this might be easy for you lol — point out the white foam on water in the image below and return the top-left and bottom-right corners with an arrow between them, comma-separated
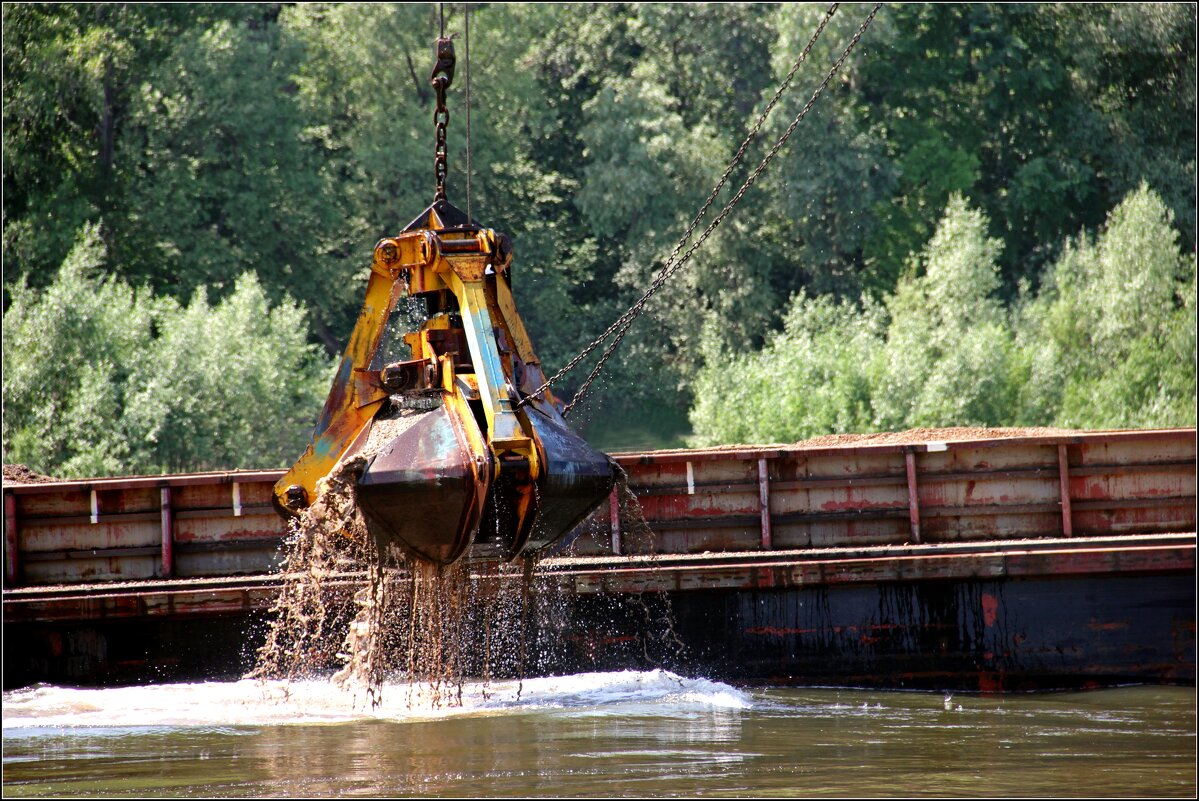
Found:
2,670 -> 749,731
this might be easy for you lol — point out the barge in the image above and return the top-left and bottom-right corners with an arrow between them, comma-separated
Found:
3,427 -> 1194,692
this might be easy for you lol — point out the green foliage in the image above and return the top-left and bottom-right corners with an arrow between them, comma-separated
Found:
116,17 -> 350,336
871,195 -> 1019,429
1018,183 -> 1196,428
121,274 -> 332,473
3,223 -> 155,475
3,225 -> 331,477
690,293 -> 883,446
3,3 -> 267,289
4,4 -> 1195,463
691,186 -> 1195,445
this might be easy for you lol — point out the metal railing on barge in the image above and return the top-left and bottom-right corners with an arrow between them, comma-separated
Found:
4,428 -> 1194,605
4,427 -> 1195,690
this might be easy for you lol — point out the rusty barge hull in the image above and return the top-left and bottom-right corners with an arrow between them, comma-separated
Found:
4,428 -> 1195,691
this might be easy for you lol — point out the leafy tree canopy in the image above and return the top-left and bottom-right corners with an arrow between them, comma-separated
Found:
3,3 -> 1194,469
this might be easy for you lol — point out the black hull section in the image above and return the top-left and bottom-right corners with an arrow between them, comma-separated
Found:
6,571 -> 1192,692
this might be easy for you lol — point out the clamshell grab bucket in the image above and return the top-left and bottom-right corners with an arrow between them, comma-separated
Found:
273,200 -> 614,565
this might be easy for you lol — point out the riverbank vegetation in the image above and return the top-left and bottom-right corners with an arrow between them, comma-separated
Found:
4,3 -> 1194,475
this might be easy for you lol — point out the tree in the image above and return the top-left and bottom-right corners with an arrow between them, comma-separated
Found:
3,224 -> 331,478
689,185 -> 1195,446
2,4 -> 265,293
689,292 -> 883,446
3,223 -> 156,476
870,195 -> 1019,429
122,274 -> 332,473
5,5 -> 1195,456
116,17 -> 350,345
766,3 -> 1196,299
1017,183 -> 1196,428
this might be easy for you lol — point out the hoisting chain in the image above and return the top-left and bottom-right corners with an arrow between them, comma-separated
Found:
431,33 -> 456,202
464,2 -> 472,220
515,2 -> 883,416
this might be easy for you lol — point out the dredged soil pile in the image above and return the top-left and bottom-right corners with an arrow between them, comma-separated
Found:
3,464 -> 56,484
621,426 -> 1080,456
792,425 -> 1077,447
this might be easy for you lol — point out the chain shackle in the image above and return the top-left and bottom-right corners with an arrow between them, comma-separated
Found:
430,36 -> 456,203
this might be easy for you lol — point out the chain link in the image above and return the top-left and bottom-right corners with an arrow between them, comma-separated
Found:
644,3 -> 840,293
434,104 -> 449,201
431,36 -> 456,203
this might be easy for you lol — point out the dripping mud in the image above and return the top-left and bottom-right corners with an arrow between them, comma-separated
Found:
249,443 -> 682,708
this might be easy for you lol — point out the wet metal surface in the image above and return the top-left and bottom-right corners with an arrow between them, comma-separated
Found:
357,405 -> 487,565
3,565 -> 1193,692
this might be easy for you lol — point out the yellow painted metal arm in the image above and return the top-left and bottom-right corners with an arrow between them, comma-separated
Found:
272,233 -> 439,512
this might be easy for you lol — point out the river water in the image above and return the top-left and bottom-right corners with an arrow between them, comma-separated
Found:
3,672 -> 1194,798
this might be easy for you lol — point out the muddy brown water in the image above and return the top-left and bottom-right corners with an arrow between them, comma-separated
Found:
2,679 -> 1194,798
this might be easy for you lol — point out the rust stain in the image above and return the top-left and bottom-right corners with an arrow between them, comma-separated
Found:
815,496 -> 908,513
756,566 -> 777,588
745,626 -> 822,636
981,592 -> 1000,627
1087,618 -> 1130,631
977,672 -> 1004,694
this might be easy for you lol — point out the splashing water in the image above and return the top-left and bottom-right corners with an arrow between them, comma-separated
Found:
247,451 -> 579,709
610,462 -> 688,664
1,670 -> 750,730
248,434 -> 685,711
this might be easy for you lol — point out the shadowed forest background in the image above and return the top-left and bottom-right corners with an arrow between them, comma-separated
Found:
3,2 -> 1195,478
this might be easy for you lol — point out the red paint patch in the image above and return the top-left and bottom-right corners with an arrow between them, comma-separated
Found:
1086,618 -> 1130,631
978,672 -> 1004,694
745,626 -> 820,636
981,592 -> 1000,627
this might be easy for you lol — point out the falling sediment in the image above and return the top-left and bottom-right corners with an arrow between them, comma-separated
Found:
248,451 -> 558,708
249,431 -> 682,708
609,462 -> 688,665
248,458 -> 374,691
